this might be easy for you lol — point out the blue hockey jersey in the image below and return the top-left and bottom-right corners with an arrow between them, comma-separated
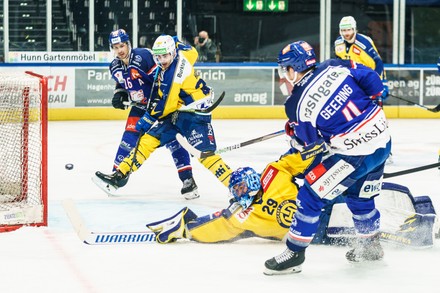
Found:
285,59 -> 390,156
109,48 -> 158,105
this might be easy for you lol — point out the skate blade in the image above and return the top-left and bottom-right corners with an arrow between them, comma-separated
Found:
183,190 -> 200,200
91,175 -> 119,197
263,265 -> 302,276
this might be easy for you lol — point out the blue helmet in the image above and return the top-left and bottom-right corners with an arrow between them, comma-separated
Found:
109,29 -> 130,49
228,167 -> 261,209
277,41 -> 316,73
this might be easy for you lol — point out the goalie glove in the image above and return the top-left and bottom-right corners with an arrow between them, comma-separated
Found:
146,207 -> 197,244
112,88 -> 129,110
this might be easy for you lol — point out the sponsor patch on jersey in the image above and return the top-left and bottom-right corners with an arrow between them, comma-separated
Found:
234,206 -> 254,223
305,163 -> 326,184
261,166 -> 278,192
309,159 -> 355,199
352,46 -> 361,55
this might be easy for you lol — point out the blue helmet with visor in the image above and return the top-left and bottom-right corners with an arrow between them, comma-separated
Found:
228,167 -> 261,209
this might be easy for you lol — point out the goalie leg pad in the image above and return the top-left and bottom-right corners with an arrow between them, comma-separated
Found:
146,207 -> 198,243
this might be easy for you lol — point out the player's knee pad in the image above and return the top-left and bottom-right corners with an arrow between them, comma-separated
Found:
199,154 -> 232,187
166,140 -> 191,170
119,134 -> 160,173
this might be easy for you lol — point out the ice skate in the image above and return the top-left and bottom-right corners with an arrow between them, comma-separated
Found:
346,234 -> 384,262
92,170 -> 129,196
181,177 -> 200,200
264,249 -> 305,275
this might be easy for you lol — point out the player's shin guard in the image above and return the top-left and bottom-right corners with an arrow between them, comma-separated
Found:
118,134 -> 160,174
199,154 -> 232,187
113,131 -> 140,171
346,208 -> 383,262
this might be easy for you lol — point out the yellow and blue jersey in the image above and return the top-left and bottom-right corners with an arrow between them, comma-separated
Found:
149,45 -> 211,119
186,151 -> 318,243
334,33 -> 385,79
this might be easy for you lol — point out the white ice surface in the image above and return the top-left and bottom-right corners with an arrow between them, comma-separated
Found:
0,118 -> 439,293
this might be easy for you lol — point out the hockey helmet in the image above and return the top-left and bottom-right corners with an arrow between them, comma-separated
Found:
109,29 -> 130,49
277,41 -> 316,74
152,35 -> 177,67
339,16 -> 357,31
229,167 -> 261,209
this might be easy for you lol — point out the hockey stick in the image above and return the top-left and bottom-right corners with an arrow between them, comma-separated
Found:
176,129 -> 285,159
389,94 -> 440,113
62,199 -> 156,245
124,91 -> 226,114
383,162 -> 440,179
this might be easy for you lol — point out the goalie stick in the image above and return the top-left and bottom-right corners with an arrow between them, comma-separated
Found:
383,161 -> 440,178
62,199 -> 156,245
176,129 -> 285,159
389,94 -> 440,113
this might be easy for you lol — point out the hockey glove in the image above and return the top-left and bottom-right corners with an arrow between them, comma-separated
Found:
284,120 -> 295,137
135,112 -> 157,132
112,89 -> 129,110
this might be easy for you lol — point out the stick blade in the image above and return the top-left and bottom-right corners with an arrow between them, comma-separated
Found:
175,133 -> 203,158
62,198 -> 91,243
430,104 -> 440,113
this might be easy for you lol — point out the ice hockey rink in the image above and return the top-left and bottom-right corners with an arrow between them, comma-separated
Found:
0,118 -> 439,293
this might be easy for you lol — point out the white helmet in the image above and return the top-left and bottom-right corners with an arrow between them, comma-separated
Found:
339,16 -> 357,43
152,35 -> 176,66
339,16 -> 357,31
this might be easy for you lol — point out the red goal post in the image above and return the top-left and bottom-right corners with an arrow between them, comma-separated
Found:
0,71 -> 48,232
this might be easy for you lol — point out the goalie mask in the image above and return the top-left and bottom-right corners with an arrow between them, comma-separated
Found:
152,35 -> 177,69
229,167 -> 261,209
277,40 -> 316,86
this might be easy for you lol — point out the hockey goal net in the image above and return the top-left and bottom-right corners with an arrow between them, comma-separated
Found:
0,71 -> 48,232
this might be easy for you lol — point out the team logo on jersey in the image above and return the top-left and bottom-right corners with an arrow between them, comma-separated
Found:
353,46 -> 361,55
130,68 -> 141,80
276,200 -> 297,228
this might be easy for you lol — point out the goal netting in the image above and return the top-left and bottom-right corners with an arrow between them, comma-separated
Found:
0,71 -> 48,232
